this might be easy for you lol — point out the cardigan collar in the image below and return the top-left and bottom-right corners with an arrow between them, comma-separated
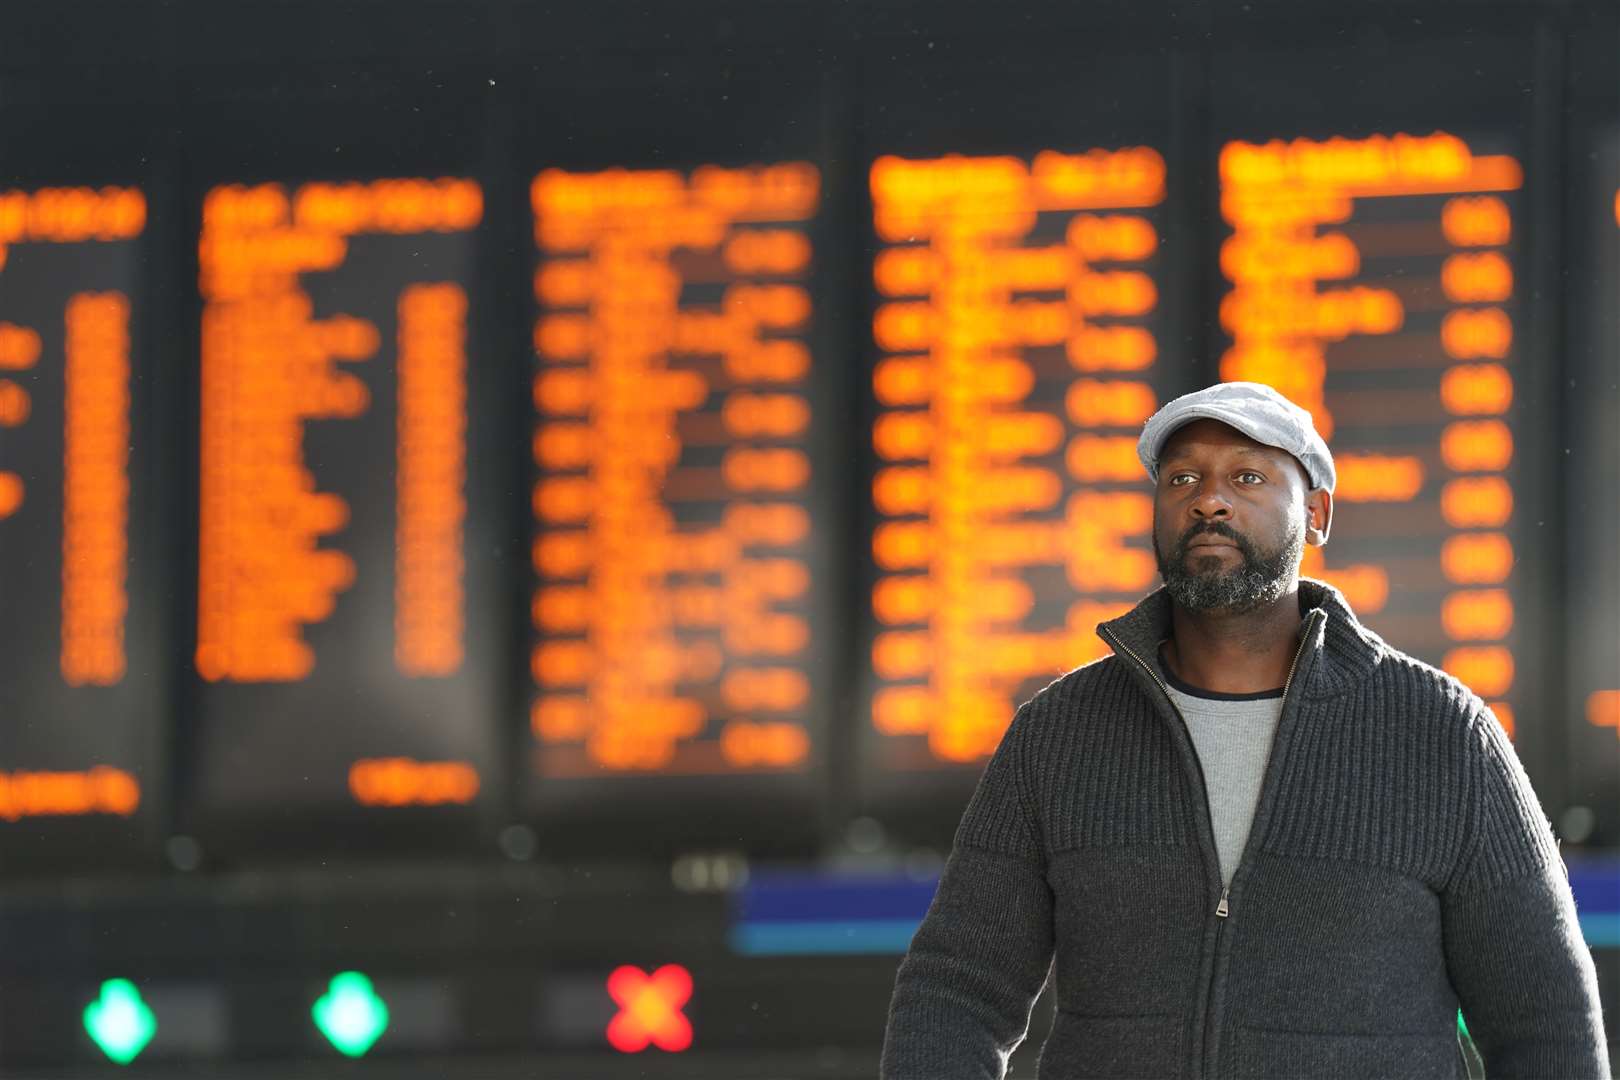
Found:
1096,577 -> 1386,701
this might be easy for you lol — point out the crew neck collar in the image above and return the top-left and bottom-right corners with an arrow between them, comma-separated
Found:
1155,641 -> 1284,701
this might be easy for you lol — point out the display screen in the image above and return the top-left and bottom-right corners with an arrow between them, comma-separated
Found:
524,162 -> 833,845
1216,131 -> 1526,733
859,147 -> 1178,777
1565,130 -> 1620,844
0,14 -> 1614,1077
0,184 -> 164,864
0,40 -> 1606,868
186,177 -> 503,854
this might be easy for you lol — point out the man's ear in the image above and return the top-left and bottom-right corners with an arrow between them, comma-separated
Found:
1305,489 -> 1333,546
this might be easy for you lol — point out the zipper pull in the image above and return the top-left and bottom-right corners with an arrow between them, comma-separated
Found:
1216,887 -> 1230,918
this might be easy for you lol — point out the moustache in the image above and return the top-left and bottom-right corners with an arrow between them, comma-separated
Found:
1174,521 -> 1256,558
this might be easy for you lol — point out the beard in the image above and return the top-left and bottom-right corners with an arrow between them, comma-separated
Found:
1154,515 -> 1304,614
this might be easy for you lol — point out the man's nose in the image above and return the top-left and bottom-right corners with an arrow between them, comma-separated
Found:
1190,483 -> 1233,520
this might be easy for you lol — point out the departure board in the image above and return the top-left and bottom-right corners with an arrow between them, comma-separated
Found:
0,184 -> 165,866
1565,132 -> 1620,844
188,177 -> 503,854
860,147 -> 1175,778
526,163 -> 831,845
1217,131 -> 1527,733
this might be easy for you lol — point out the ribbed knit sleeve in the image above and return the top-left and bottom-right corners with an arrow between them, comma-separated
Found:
1439,707 -> 1610,1078
880,704 -> 1056,1080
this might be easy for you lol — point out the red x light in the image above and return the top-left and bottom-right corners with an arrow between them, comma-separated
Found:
606,964 -> 693,1052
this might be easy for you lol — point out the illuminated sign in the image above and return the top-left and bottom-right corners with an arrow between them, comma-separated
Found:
0,184 -> 160,860
196,179 -> 479,682
864,148 -> 1173,769
189,177 -> 500,852
605,964 -> 693,1053
1219,131 -> 1525,733
0,766 -> 138,821
0,189 -> 140,683
312,972 -> 389,1057
1588,692 -> 1619,741
528,164 -> 822,780
347,758 -> 479,808
83,979 -> 157,1065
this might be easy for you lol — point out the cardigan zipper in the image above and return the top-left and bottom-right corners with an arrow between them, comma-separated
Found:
1099,609 -> 1320,1080
1196,609 -> 1318,1080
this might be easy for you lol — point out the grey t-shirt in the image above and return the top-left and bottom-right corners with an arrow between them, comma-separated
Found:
1158,649 -> 1284,889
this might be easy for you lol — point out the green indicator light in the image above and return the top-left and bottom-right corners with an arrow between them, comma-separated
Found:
312,971 -> 389,1058
83,979 -> 157,1065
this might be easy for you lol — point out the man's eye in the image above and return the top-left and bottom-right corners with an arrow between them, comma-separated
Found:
1237,471 -> 1264,483
1168,474 -> 1194,486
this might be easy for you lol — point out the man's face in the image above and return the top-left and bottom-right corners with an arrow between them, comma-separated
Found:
1151,419 -> 1317,615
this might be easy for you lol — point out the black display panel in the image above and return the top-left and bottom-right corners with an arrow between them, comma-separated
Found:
517,56 -> 847,854
851,45 -> 1188,840
184,172 -> 506,856
0,182 -> 167,869
1208,37 -> 1552,772
1217,131 -> 1528,720
1564,120 -> 1620,846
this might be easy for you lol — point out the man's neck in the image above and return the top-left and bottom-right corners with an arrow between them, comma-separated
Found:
1161,586 -> 1305,696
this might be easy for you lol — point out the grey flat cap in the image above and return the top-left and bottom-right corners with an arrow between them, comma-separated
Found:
1137,381 -> 1336,492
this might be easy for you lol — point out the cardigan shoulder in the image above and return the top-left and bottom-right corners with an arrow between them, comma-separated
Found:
1023,654 -> 1136,716
1011,655 -> 1150,754
1363,643 -> 1490,729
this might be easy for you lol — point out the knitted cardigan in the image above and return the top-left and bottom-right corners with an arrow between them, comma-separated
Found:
881,580 -> 1609,1079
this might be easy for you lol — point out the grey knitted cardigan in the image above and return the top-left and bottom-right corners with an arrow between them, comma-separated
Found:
881,580 -> 1608,1080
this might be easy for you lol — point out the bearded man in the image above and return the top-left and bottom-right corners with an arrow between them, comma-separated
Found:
880,382 -> 1608,1079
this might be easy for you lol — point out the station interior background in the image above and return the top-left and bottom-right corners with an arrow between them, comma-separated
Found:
0,0 -> 1616,1075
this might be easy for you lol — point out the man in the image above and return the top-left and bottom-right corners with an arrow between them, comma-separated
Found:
880,382 -> 1608,1079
